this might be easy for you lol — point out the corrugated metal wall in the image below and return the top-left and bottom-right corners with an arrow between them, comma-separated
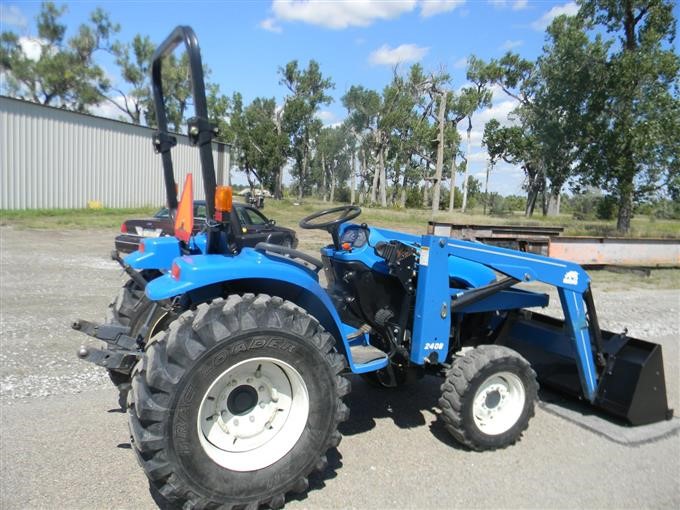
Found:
0,96 -> 231,209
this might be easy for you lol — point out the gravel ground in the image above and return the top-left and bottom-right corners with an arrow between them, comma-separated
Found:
1,225 -> 678,509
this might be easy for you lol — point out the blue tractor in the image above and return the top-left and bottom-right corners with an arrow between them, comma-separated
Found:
75,27 -> 672,510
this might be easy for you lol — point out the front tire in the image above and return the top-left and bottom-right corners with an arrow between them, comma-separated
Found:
128,294 -> 350,509
439,345 -> 537,451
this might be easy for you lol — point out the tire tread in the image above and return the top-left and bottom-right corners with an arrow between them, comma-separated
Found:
129,294 -> 350,509
439,344 -> 537,451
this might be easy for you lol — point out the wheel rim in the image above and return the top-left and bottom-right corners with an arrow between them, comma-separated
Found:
197,357 -> 309,472
472,371 -> 525,436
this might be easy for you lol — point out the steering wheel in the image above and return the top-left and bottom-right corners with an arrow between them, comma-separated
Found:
299,205 -> 361,230
299,205 -> 362,249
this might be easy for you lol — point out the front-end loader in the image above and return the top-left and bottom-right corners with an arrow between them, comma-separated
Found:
74,26 -> 673,509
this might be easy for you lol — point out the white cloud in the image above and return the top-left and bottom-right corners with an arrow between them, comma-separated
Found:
453,57 -> 468,69
259,17 -> 283,33
500,39 -> 523,51
466,152 -> 489,163
369,43 -> 429,66
316,109 -> 338,125
476,99 -> 519,126
270,0 -> 416,29
531,1 -> 578,31
420,0 -> 466,18
262,0 -> 467,31
458,129 -> 483,144
488,0 -> 528,9
0,5 -> 27,28
18,37 -> 44,61
90,95 -> 128,120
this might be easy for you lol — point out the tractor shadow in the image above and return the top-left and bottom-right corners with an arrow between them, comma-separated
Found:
339,374 -> 468,451
146,375 -> 462,509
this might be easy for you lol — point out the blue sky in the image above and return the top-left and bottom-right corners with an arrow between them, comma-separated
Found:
0,1 -> 629,193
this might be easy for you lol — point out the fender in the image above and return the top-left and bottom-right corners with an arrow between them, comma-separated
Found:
124,236 -> 180,271
145,248 -> 364,370
124,233 -> 208,271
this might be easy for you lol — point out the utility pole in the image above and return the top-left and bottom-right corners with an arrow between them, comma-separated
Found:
461,116 -> 472,212
483,158 -> 492,215
431,90 -> 448,215
350,151 -> 356,204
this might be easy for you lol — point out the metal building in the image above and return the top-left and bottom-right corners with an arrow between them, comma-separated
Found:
0,96 -> 231,210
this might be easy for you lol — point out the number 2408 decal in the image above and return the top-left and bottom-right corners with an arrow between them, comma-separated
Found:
425,342 -> 444,350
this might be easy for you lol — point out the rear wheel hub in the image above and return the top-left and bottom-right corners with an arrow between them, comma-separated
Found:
198,357 -> 310,471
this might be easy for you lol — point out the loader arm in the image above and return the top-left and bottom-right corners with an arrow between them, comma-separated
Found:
410,235 -> 671,425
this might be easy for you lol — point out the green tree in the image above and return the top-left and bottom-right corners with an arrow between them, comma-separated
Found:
471,53 -> 550,216
280,60 -> 334,200
315,125 -> 352,202
459,59 -> 493,212
575,0 -> 679,233
230,93 -> 287,194
483,119 -> 543,216
531,14 -> 609,215
341,85 -> 383,204
382,66 -> 440,209
0,2 -> 118,111
109,34 -> 155,124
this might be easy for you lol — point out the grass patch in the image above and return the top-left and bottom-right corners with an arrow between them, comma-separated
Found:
0,207 -> 158,230
2,198 -> 679,238
590,268 -> 680,291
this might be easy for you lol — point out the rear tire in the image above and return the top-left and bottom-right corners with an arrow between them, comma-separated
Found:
105,270 -> 159,326
128,294 -> 350,508
439,345 -> 537,451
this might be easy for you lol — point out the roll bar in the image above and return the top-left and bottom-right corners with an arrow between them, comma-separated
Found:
151,26 -> 218,220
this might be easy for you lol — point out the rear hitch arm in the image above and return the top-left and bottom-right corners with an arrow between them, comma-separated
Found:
71,319 -> 138,351
111,250 -> 149,289
77,345 -> 138,373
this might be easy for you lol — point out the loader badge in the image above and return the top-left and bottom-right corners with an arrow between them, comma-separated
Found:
562,271 -> 579,285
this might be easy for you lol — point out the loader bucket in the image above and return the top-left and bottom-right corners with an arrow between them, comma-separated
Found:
504,312 -> 672,426
594,334 -> 671,425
